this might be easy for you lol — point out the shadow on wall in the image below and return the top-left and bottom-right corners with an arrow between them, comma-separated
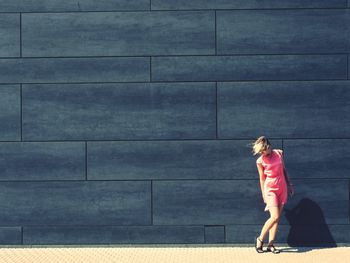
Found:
284,198 -> 336,247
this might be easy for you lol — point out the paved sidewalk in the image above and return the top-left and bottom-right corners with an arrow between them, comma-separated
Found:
0,245 -> 349,263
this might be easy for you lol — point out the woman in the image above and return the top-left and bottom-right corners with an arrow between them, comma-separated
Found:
252,136 -> 294,253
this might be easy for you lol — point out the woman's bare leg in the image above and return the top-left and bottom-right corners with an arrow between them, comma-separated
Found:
268,205 -> 284,244
258,206 -> 280,241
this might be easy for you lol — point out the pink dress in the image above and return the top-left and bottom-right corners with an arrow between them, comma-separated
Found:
256,149 -> 288,212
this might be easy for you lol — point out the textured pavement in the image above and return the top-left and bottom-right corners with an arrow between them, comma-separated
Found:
0,245 -> 349,263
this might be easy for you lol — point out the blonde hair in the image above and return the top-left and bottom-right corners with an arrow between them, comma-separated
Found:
252,136 -> 271,156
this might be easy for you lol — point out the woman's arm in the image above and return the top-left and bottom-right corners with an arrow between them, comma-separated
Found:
256,163 -> 266,202
284,166 -> 294,196
279,150 -> 294,196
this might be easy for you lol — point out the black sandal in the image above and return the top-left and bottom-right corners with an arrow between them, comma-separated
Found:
266,243 -> 280,254
255,236 -> 264,253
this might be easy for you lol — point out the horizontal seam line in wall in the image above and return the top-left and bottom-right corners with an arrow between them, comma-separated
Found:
19,225 -> 204,229
0,179 -> 154,183
211,137 -> 350,140
129,177 -> 350,182
1,79 -> 349,85
6,223 -> 350,229
151,78 -> 348,82
0,178 -> 347,183
0,7 -> 348,14
148,7 -> 350,12
0,56 -> 153,59
218,225 -> 350,228
154,53 -> 348,57
5,138 -> 350,143
3,139 -> 226,143
89,179 -> 350,182
1,82 -> 155,85
0,53 -> 348,59
1,80 -> 350,86
2,82 -> 149,85
2,138 -> 350,143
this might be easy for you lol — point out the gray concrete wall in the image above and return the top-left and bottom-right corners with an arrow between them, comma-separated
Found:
0,0 -> 349,245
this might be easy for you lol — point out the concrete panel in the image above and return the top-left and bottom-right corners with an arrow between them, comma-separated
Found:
22,12 -> 215,57
0,227 -> 22,245
0,85 -> 20,141
284,139 -> 350,179
22,83 -> 216,141
87,140 -> 282,180
0,181 -> 151,226
153,180 -> 348,226
152,55 -> 347,82
23,226 -> 204,245
205,226 -> 225,244
217,10 -> 350,54
0,142 -> 85,181
218,81 -> 350,139
153,180 -> 268,226
226,225 -> 269,244
0,57 -> 149,84
0,14 -> 20,57
0,0 -> 149,12
152,0 -> 347,10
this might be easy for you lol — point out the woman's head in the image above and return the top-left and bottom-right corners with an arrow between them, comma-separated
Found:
252,136 -> 271,156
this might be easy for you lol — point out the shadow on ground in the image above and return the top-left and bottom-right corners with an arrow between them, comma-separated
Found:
281,198 -> 336,253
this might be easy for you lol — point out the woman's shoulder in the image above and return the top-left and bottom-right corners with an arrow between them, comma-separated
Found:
273,149 -> 283,157
256,155 -> 263,165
